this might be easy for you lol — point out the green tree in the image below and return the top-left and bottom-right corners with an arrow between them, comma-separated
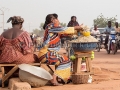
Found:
93,13 -> 118,28
33,29 -> 40,36
40,23 -> 44,31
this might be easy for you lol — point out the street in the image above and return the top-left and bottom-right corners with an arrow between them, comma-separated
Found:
39,49 -> 120,90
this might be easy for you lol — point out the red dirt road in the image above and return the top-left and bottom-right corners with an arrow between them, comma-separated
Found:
39,49 -> 120,90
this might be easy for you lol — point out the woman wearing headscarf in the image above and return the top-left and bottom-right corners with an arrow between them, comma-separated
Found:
38,14 -> 83,86
61,16 -> 80,45
67,16 -> 79,27
0,16 -> 37,64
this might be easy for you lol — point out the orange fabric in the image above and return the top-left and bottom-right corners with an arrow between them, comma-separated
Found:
0,31 -> 35,64
49,36 -> 60,45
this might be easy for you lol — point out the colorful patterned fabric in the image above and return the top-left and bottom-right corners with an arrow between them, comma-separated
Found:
0,31 -> 36,64
39,50 -> 70,66
55,67 -> 71,83
38,23 -> 76,82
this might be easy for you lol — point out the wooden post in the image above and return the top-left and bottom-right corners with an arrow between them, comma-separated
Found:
76,58 -> 81,74
88,59 -> 92,72
1,67 -> 5,87
85,57 -> 90,72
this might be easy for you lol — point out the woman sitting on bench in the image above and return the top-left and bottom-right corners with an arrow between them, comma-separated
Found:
0,16 -> 38,65
38,14 -> 83,86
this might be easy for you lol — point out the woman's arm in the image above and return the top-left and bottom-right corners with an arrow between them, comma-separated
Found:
48,26 -> 82,35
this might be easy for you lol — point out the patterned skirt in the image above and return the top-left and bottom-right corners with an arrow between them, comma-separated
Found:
38,50 -> 71,83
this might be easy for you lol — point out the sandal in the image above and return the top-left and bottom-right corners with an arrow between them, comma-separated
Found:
51,82 -> 63,86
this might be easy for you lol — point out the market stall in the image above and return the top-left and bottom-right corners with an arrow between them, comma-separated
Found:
69,26 -> 98,84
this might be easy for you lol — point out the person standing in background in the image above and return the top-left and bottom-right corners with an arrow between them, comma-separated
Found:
115,22 -> 120,33
61,16 -> 80,46
91,25 -> 100,35
67,16 -> 80,36
67,16 -> 79,27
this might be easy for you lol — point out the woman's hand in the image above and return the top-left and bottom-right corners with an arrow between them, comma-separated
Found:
74,26 -> 83,31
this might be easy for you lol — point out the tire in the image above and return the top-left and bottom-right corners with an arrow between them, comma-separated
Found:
97,43 -> 101,52
111,43 -> 117,54
116,46 -> 118,53
106,45 -> 110,54
107,50 -> 110,54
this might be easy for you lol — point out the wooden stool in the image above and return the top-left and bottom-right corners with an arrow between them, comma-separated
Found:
73,52 -> 93,74
72,52 -> 93,84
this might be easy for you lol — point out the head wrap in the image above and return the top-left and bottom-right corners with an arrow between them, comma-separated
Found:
7,16 -> 24,24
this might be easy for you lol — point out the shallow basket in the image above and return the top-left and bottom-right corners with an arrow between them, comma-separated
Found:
72,74 -> 89,84
18,64 -> 53,87
70,42 -> 98,52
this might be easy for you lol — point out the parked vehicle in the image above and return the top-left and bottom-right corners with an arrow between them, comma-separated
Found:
97,28 -> 105,34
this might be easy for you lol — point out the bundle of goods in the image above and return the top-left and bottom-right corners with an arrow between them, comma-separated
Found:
70,25 -> 98,52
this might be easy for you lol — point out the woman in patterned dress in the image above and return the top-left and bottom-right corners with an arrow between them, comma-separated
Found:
38,14 -> 83,86
0,16 -> 38,65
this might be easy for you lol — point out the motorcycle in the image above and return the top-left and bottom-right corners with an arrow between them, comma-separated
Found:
100,34 -> 106,48
92,34 -> 101,52
106,31 -> 117,54
116,33 -> 120,52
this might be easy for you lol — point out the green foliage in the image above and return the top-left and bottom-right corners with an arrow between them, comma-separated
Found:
33,29 -> 40,36
93,13 -> 118,28
39,23 -> 44,31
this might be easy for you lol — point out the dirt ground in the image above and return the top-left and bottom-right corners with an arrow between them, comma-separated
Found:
1,49 -> 120,90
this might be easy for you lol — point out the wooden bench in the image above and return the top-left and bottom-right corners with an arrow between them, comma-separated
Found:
0,63 -> 41,88
0,63 -> 55,88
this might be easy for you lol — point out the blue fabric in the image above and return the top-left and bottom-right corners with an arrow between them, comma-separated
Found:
111,34 -> 115,39
104,26 -> 115,33
41,27 -> 69,51
48,27 -> 68,33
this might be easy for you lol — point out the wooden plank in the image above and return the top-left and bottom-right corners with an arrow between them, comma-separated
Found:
75,51 -> 91,54
47,65 -> 54,73
75,52 -> 91,58
0,64 -> 17,66
1,67 -> 5,87
0,63 -> 41,67
72,72 -> 94,75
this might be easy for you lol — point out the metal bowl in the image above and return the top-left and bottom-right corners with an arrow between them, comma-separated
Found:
70,42 -> 98,52
18,64 -> 53,87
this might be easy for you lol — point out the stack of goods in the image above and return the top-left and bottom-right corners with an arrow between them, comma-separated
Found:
69,25 -> 98,52
71,25 -> 98,43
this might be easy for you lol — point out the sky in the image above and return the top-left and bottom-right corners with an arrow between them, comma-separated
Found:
0,0 -> 120,34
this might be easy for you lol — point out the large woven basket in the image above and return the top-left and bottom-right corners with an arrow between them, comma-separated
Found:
70,42 -> 98,52
72,74 -> 89,84
18,64 -> 53,87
